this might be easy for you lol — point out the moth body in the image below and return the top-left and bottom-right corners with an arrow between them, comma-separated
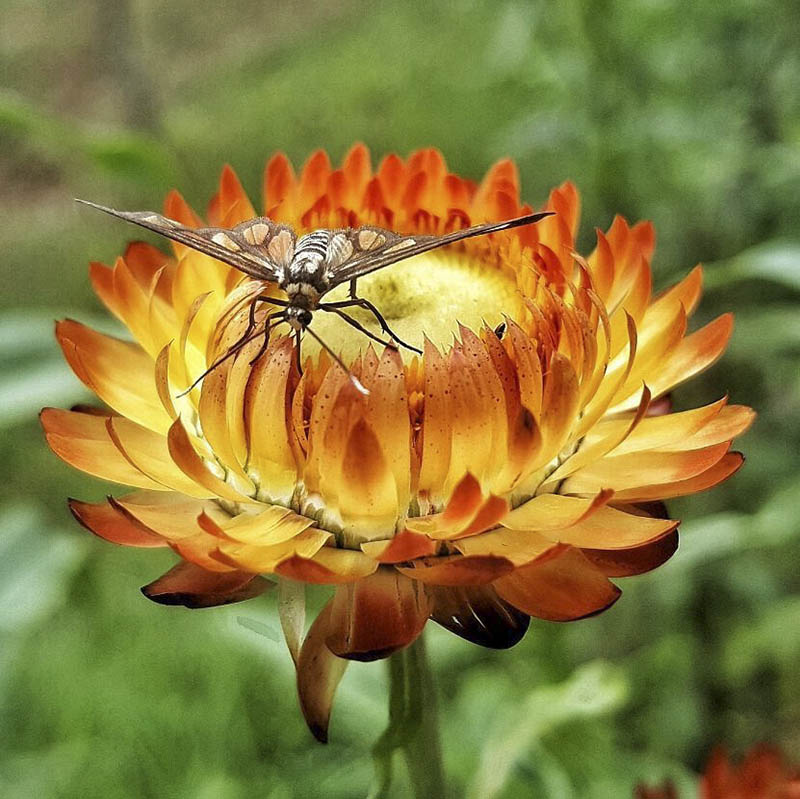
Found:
282,230 -> 334,310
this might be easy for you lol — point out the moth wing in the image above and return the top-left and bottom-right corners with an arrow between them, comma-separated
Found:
76,200 -> 292,282
329,212 -> 553,285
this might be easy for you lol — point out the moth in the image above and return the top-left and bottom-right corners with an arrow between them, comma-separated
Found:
77,199 -> 552,394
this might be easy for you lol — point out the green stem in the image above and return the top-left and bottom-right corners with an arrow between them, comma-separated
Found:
370,633 -> 447,798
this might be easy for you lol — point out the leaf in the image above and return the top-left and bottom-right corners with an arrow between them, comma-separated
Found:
467,661 -> 628,799
703,240 -> 800,293
0,503 -> 89,634
721,597 -> 800,684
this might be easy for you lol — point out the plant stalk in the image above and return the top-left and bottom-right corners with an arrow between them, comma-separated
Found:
370,633 -> 446,798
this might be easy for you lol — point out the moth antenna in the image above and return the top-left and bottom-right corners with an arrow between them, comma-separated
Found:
303,324 -> 370,396
176,314 -> 285,397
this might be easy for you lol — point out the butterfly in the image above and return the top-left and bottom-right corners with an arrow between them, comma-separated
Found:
77,199 -> 553,394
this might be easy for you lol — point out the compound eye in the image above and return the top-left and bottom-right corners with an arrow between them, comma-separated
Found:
300,310 -> 312,326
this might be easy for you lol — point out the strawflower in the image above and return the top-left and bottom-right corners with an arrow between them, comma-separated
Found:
635,746 -> 800,798
43,144 -> 753,743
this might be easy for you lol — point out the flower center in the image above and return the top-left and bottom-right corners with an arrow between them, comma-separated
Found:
302,251 -> 526,362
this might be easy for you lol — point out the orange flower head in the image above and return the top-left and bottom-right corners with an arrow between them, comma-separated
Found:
636,746 -> 800,799
43,144 -> 753,740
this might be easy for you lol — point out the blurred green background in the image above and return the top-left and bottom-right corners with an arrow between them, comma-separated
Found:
2,1 -> 799,796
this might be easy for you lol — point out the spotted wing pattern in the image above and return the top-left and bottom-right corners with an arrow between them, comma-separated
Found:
75,200 -> 294,282
327,212 -> 553,286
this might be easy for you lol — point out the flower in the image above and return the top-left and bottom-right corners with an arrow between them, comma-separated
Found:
43,144 -> 753,740
700,747 -> 800,799
635,746 -> 800,798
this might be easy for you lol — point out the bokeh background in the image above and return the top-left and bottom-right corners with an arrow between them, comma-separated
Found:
2,1 -> 799,796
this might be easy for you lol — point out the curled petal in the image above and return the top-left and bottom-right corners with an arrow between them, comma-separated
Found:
141,561 -> 272,608
166,418 -> 253,501
429,584 -> 530,649
325,569 -> 432,661
296,602 -> 348,743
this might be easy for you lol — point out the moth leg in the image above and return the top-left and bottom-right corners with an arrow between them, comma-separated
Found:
178,312 -> 284,397
320,305 -> 398,350
232,295 -> 287,351
294,329 -> 303,376
348,278 -> 358,300
249,312 -> 285,365
324,297 -> 422,355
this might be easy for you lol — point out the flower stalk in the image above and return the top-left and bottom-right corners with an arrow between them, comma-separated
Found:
371,633 -> 446,798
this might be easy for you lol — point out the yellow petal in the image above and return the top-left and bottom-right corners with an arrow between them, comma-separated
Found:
56,320 -> 170,434
561,441 -> 730,495
41,408 -> 165,490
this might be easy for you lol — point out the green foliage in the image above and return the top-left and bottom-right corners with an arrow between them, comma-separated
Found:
1,0 -> 798,796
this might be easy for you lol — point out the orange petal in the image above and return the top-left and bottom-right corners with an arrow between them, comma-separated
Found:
141,561 -> 271,608
342,142 -> 372,196
114,491 -> 221,542
296,602 -> 348,743
587,396 -> 727,455
543,384 -> 651,486
338,417 -> 398,526
55,320 -> 170,434
298,149 -> 332,212
212,528 -> 332,573
68,495 -> 167,547
199,504 -> 313,547
537,503 -> 677,549
397,554 -> 515,586
531,352 -> 580,471
502,491 -> 614,532
217,164 -> 257,225
360,530 -> 437,563
561,441 -> 730,495
41,408 -> 165,490
613,314 -> 734,410
108,416 -> 215,498
88,261 -> 122,321
610,451 -> 744,502
454,527 -> 561,566
377,153 -> 407,205
244,335 -> 299,503
417,339 -> 453,504
263,152 -> 296,212
275,546 -> 379,584
582,529 -> 679,577
441,472 -> 484,525
324,569 -> 432,661
495,547 -> 621,621
166,418 -> 253,501
647,265 -> 703,320
428,584 -> 529,649
657,405 -> 755,451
